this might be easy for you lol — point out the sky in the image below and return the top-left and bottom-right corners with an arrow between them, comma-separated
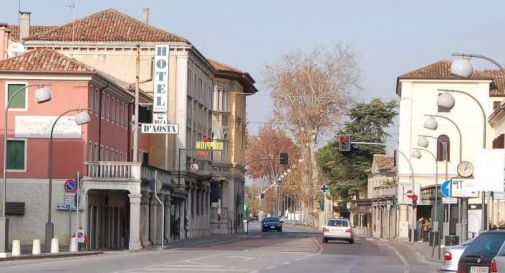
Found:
2,0 -> 505,152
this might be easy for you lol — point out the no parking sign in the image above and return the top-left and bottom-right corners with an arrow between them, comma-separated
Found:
64,179 -> 77,193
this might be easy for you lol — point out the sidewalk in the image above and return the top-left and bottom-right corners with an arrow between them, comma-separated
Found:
392,240 -> 443,263
0,250 -> 103,262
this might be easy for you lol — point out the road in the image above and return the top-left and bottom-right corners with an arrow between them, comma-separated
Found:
0,223 -> 440,273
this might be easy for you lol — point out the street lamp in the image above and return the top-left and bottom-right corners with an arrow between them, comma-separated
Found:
451,53 -> 505,77
1,85 -> 52,256
396,150 -> 416,242
45,108 -> 90,252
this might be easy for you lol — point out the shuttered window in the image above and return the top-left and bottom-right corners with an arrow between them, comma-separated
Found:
7,84 -> 26,109
6,140 -> 25,170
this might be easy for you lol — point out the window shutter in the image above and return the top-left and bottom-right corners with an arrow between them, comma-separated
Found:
7,84 -> 26,109
6,140 -> 25,170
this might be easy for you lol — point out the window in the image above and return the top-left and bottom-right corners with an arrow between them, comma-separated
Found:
437,135 -> 450,161
437,94 -> 450,112
494,101 -> 502,111
6,84 -> 27,110
6,139 -> 25,170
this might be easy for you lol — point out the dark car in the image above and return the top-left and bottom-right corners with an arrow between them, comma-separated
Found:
262,217 -> 282,232
458,231 -> 505,273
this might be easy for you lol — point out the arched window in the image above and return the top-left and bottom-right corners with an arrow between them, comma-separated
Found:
437,135 -> 450,161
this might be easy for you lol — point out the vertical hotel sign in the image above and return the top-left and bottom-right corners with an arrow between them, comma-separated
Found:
154,45 -> 169,117
141,45 -> 179,134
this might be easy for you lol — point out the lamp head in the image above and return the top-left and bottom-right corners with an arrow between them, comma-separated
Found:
412,150 -> 422,159
438,93 -> 455,110
424,117 -> 438,130
451,58 -> 474,78
417,137 -> 429,148
74,111 -> 91,125
34,86 -> 52,103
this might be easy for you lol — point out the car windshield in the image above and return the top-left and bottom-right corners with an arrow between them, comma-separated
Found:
263,217 -> 280,223
463,233 -> 505,257
327,219 -> 349,227
461,238 -> 474,246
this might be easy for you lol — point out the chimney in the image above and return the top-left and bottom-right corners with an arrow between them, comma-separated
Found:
0,23 -> 9,60
19,11 -> 31,41
143,7 -> 149,25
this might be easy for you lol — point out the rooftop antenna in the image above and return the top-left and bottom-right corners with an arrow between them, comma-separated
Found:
65,0 -> 76,57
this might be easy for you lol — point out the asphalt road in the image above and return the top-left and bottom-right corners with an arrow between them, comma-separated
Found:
0,223 -> 440,273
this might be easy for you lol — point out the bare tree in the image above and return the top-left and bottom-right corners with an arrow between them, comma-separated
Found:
263,44 -> 361,225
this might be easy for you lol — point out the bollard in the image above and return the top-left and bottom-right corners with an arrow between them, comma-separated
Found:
69,237 -> 78,252
32,239 -> 41,255
11,240 -> 20,257
50,238 -> 59,253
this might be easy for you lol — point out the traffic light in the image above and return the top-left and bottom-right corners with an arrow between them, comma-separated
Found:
280,153 -> 289,165
338,135 -> 351,152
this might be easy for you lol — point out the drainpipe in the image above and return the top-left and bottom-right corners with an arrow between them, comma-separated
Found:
148,193 -> 153,245
97,82 -> 109,161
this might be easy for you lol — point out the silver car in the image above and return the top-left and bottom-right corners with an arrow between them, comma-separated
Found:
322,218 -> 354,244
440,238 -> 474,272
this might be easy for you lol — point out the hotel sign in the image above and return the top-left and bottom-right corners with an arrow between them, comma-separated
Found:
141,123 -> 178,134
195,141 -> 224,151
153,45 -> 169,114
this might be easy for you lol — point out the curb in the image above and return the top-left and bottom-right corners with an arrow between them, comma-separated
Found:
0,250 -> 103,262
392,240 -> 443,264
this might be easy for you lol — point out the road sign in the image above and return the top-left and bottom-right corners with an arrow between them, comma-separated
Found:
406,190 -> 413,199
442,197 -> 458,204
320,184 -> 329,193
451,178 -> 478,198
64,179 -> 77,193
441,180 -> 451,197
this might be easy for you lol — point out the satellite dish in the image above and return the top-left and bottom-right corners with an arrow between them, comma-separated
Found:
7,43 -> 26,58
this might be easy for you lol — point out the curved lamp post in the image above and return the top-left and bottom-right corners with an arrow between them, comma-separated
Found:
45,108 -> 90,252
413,142 -> 440,231
1,85 -> 52,255
451,53 -> 505,76
396,150 -> 416,242
436,88 -> 488,232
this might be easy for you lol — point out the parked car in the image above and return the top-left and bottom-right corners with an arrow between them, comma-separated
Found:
261,217 -> 283,232
322,218 -> 354,244
458,231 -> 505,273
440,238 -> 474,272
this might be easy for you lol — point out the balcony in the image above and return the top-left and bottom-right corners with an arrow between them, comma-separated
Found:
85,161 -> 141,181
370,186 -> 397,199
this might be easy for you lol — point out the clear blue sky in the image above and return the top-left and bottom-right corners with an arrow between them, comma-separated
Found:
2,0 -> 505,148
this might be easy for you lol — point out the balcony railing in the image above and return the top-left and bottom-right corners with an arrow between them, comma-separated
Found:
85,161 -> 141,180
370,186 -> 397,199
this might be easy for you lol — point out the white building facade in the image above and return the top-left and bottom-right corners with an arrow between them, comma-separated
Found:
397,60 -> 505,241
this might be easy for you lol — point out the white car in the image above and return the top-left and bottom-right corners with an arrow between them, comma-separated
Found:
322,218 -> 354,244
440,238 -> 474,272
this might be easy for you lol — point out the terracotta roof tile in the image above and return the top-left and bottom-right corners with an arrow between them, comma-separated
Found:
0,48 -> 94,73
375,155 -> 395,171
209,59 -> 243,74
25,8 -> 188,43
9,25 -> 56,41
398,60 -> 505,96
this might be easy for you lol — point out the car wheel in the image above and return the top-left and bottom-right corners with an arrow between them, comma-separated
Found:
349,239 -> 354,244
322,238 -> 328,243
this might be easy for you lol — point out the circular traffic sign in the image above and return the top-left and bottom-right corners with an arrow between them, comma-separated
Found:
406,189 -> 413,199
64,179 -> 77,193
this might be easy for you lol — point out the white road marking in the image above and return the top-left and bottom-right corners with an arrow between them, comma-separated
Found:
281,261 -> 291,265
229,256 -> 255,261
381,242 -> 410,273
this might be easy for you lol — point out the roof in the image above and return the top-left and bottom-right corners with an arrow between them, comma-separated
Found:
397,60 -> 505,96
0,48 -> 94,73
365,154 -> 395,174
209,59 -> 258,94
8,25 -> 56,41
375,155 -> 395,171
25,8 -> 189,43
